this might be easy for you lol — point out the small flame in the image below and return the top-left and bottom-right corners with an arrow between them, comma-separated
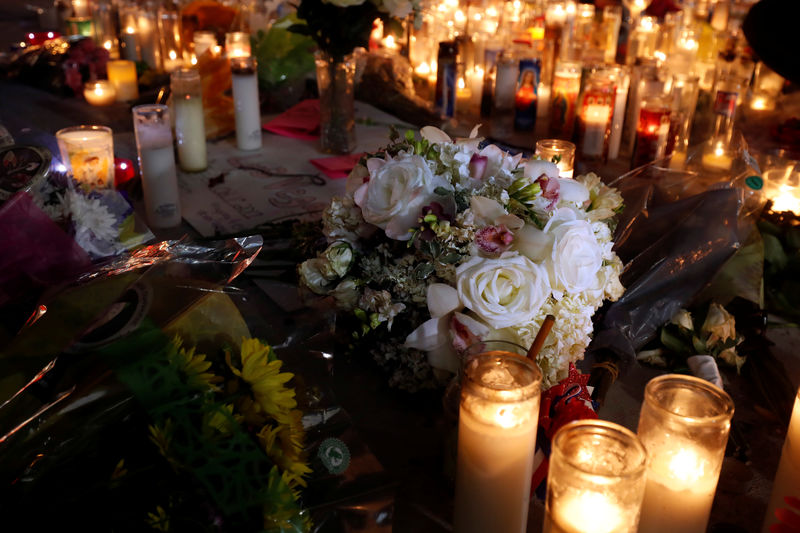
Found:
169,50 -> 177,60
103,40 -> 113,50
415,62 -> 431,76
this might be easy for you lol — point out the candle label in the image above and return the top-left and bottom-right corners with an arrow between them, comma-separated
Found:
550,71 -> 581,138
435,42 -> 457,118
713,90 -> 738,118
514,58 -> 541,131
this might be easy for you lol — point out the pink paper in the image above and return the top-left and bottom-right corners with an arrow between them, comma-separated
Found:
310,153 -> 365,179
263,99 -> 321,140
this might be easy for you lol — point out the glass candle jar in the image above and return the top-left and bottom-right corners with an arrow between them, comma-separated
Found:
231,56 -> 262,151
762,387 -> 800,532
132,104 -> 182,228
83,80 -> 117,106
225,31 -> 251,58
575,72 -> 616,162
549,60 -> 581,139
453,347 -> 542,533
536,139 -> 576,178
637,374 -> 735,533
107,59 -> 139,102
56,125 -> 115,191
544,420 -> 648,533
137,7 -> 160,70
631,97 -> 671,169
159,8 -> 183,72
607,65 -> 630,160
193,30 -> 217,59
170,67 -> 207,172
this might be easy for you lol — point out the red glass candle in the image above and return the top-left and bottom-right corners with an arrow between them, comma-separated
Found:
631,101 -> 671,169
114,157 -> 136,186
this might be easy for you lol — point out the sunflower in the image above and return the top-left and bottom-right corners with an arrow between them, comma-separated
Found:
226,339 -> 297,424
168,336 -> 223,393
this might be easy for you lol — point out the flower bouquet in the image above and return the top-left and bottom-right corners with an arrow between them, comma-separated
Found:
299,126 -> 625,391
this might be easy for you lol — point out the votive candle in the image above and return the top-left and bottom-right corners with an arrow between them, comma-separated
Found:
55,125 -> 115,191
132,105 -> 182,228
543,420 -> 648,533
535,139 -> 575,178
83,80 -> 117,106
107,60 -> 139,102
702,141 -> 733,172
453,345 -> 542,533
637,374 -> 734,533
225,31 -> 251,58
193,30 -> 217,59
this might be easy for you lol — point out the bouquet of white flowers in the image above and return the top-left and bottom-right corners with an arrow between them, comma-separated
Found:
299,126 -> 625,390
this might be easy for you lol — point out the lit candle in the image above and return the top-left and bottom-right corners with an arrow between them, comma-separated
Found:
132,104 -> 182,228
137,11 -> 160,70
702,141 -> 733,172
456,76 -> 472,115
163,49 -> 183,72
55,125 -> 115,191
225,31 -> 251,58
535,139 -> 575,178
637,374 -> 735,533
549,61 -> 581,139
193,30 -> 217,59
171,67 -> 207,172
231,56 -> 262,151
583,104 -> 612,157
107,60 -> 139,102
632,102 -> 671,169
71,0 -> 90,18
750,93 -> 776,111
83,80 -> 117,106
543,420 -> 647,533
608,67 -> 630,160
762,388 -> 800,532
453,345 -> 542,533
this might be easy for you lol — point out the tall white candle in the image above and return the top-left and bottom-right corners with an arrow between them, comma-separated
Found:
761,389 -> 800,532
137,12 -> 160,70
231,57 -> 262,151
583,104 -> 610,157
453,345 -> 541,533
171,66 -> 207,172
132,105 -> 182,228
120,28 -> 139,62
608,72 -> 630,160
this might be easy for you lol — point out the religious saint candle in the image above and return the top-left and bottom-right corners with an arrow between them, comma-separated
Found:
107,60 -> 139,102
132,105 -> 182,228
535,139 -> 575,178
453,345 -> 541,533
637,374 -> 734,533
56,125 -> 115,191
549,61 -> 581,138
170,67 -> 207,172
631,100 -> 671,169
543,420 -> 648,533
231,56 -> 262,151
225,32 -> 251,58
83,80 -> 117,106
762,387 -> 800,532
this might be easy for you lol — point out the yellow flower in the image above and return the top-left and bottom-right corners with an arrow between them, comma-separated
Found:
148,419 -> 180,471
168,336 -> 223,393
203,403 -> 239,437
227,338 -> 297,423
256,411 -> 312,489
146,505 -> 170,532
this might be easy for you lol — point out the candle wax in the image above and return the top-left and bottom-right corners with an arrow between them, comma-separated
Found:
583,104 -> 610,157
453,405 -> 538,533
84,83 -> 116,106
174,97 -> 207,172
232,72 -> 262,151
545,491 -> 626,533
761,394 -> 800,532
108,60 -> 139,102
638,447 -> 718,533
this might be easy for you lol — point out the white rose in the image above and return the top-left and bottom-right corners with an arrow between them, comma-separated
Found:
354,154 -> 452,240
456,252 -> 551,329
324,0 -> 367,7
298,258 -> 334,295
546,216 -> 603,296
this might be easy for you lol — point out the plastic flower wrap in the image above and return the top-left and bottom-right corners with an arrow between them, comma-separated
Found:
299,126 -> 625,390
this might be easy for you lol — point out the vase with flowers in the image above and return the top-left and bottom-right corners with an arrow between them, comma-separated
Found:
290,0 -> 416,153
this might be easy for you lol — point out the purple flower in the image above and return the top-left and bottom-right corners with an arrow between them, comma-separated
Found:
475,224 -> 514,255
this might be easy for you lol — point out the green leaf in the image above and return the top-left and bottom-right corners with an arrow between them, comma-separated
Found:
763,233 -> 789,270
691,335 -> 707,354
414,263 -> 435,280
441,253 -> 462,264
434,186 -> 451,196
405,129 -> 416,142
660,328 -> 690,355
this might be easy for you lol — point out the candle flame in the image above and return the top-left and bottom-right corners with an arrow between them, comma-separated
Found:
455,9 -> 466,23
103,40 -> 113,50
771,184 -> 800,213
191,55 -> 198,65
382,34 -> 397,49
714,145 -> 725,157
125,26 -> 136,34
668,448 -> 705,484
415,62 -> 431,76
494,407 -> 518,428
654,51 -> 666,62
558,491 -> 624,533
487,6 -> 498,17
169,50 -> 177,60
458,77 -> 466,90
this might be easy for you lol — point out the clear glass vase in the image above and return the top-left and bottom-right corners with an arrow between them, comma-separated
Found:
315,51 -> 356,154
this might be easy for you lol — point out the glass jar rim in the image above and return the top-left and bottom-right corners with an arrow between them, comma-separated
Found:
536,138 -> 576,152
462,349 -> 541,402
553,419 -> 648,480
644,374 -> 734,425
55,124 -> 112,137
